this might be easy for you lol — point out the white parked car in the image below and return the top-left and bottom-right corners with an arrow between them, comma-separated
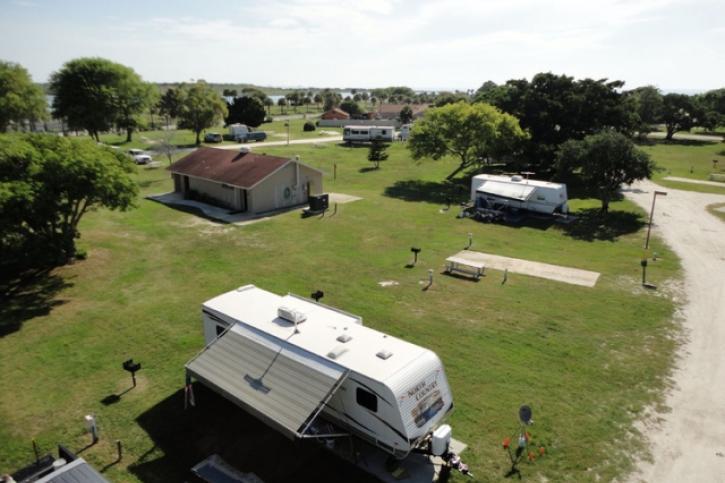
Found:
128,149 -> 152,165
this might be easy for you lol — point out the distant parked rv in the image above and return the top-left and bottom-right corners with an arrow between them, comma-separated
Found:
343,125 -> 395,144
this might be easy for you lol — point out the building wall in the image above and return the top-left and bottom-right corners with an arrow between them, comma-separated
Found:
187,176 -> 238,209
248,163 -> 323,214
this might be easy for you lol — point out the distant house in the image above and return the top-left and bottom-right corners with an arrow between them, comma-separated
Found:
169,147 -> 323,214
376,104 -> 429,121
320,107 -> 350,120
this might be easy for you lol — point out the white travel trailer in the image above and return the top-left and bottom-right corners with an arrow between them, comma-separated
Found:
471,174 -> 569,215
343,125 -> 395,143
398,124 -> 412,141
185,285 -> 460,462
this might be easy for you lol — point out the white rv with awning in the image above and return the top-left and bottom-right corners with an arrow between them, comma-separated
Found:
471,174 -> 569,215
185,285 -> 457,461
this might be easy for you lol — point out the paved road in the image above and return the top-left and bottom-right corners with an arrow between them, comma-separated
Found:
624,180 -> 725,482
663,176 -> 725,188
218,135 -> 343,151
648,132 -> 724,142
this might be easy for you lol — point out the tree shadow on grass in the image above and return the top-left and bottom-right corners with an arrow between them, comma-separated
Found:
638,138 -> 719,147
358,166 -> 379,173
559,208 -> 645,242
0,269 -> 72,337
383,178 -> 470,205
130,385 -> 372,483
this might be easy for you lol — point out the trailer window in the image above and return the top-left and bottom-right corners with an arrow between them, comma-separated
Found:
356,388 -> 378,412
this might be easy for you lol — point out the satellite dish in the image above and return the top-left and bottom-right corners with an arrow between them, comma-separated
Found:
519,405 -> 533,425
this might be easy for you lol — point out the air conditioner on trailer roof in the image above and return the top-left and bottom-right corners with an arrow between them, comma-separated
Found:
278,306 -> 307,324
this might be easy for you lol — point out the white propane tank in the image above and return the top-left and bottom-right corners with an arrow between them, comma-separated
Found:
431,424 -> 452,456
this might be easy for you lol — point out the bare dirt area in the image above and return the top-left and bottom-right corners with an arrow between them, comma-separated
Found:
624,180 -> 725,482
451,250 -> 601,287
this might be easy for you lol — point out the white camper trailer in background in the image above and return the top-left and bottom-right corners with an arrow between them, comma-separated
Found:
398,124 -> 412,141
343,125 -> 395,143
185,285 -> 468,472
471,174 -> 569,215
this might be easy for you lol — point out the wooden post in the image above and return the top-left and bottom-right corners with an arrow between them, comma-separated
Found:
502,268 -> 508,285
116,440 -> 123,461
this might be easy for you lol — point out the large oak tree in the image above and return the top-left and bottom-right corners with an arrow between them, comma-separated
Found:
408,101 -> 528,180
0,60 -> 47,132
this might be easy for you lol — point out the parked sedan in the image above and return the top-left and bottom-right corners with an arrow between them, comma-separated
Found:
204,132 -> 223,143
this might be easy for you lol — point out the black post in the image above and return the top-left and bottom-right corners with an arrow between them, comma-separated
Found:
641,259 -> 648,285
116,440 -> 123,462
32,439 -> 39,464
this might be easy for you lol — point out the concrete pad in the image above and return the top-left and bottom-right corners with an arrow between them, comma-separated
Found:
451,250 -> 600,287
663,176 -> 725,187
329,192 -> 363,204
146,192 -> 299,226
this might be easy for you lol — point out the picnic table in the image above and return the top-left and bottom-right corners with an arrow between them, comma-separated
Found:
445,256 -> 485,280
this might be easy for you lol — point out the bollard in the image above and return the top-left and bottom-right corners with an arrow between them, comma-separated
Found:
465,232 -> 473,250
85,415 -> 98,444
428,269 -> 433,286
502,268 -> 508,285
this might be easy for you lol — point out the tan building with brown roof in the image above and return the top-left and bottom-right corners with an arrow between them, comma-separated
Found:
169,147 -> 323,214
320,107 -> 351,120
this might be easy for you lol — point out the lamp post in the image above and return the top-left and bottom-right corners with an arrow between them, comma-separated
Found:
644,191 -> 667,250
285,121 -> 290,146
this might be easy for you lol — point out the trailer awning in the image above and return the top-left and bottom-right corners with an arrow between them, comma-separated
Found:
186,324 -> 348,439
477,181 -> 536,201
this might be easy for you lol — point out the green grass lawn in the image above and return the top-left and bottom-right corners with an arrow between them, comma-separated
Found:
639,140 -> 725,194
0,143 -> 681,482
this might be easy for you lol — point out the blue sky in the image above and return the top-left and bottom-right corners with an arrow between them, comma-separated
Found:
1,0 -> 723,92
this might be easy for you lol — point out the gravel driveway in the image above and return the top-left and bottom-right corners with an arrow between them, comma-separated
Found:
624,180 -> 725,482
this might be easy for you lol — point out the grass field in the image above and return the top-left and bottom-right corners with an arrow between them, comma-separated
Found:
0,142 -> 681,482
97,118 -> 341,151
640,140 -> 725,194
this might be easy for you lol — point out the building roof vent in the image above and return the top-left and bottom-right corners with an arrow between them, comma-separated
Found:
511,175 -> 523,182
376,350 -> 393,360
336,333 -> 352,343
278,306 -> 306,324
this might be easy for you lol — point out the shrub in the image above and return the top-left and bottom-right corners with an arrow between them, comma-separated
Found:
303,121 -> 316,132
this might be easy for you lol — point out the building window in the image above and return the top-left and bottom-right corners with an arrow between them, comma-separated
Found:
215,324 -> 226,336
356,387 -> 378,412
381,130 -> 387,135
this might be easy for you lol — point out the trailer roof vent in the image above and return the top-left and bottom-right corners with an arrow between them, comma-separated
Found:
239,146 -> 251,154
278,306 -> 306,324
336,333 -> 352,343
327,346 -> 348,360
376,350 -> 393,360
511,175 -> 523,182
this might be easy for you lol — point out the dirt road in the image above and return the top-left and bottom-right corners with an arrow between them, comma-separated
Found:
624,180 -> 725,482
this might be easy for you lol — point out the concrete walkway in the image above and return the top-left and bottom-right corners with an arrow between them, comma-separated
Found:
218,136 -> 342,151
146,192 -> 300,225
450,250 -> 600,287
663,176 -> 725,187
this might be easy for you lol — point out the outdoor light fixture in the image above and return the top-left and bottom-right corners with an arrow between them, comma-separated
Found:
645,191 -> 667,250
